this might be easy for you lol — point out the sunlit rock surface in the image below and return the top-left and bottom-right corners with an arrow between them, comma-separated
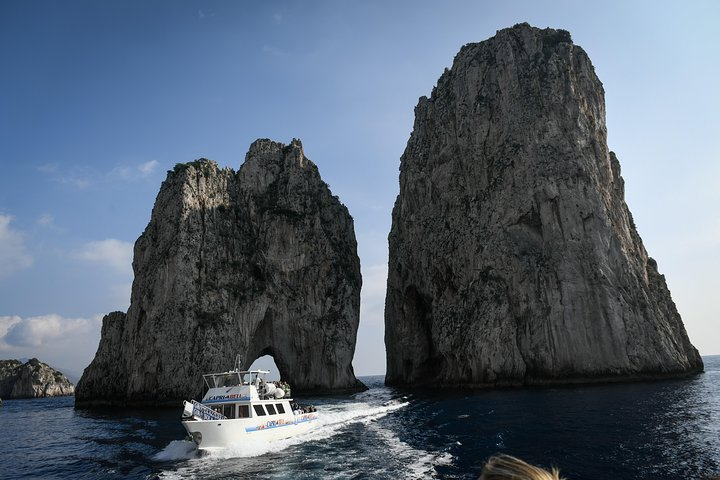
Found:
0,358 -> 75,398
77,139 -> 365,407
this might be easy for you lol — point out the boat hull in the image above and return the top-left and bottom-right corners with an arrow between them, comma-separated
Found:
182,413 -> 319,450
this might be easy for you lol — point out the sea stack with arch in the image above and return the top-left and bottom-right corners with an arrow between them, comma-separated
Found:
76,138 -> 366,407
384,23 -> 703,387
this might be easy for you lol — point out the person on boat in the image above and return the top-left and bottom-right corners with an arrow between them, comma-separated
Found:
478,454 -> 565,480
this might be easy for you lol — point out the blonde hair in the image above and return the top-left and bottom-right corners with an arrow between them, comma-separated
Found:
479,454 -> 565,480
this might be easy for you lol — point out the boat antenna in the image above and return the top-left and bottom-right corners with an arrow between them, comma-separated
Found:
234,354 -> 243,372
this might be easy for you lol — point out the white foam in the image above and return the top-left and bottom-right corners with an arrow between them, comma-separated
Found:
153,439 -> 198,461
368,420 -> 455,479
157,473 -> 182,480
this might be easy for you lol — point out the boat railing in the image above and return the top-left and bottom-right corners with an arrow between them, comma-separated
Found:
190,399 -> 227,420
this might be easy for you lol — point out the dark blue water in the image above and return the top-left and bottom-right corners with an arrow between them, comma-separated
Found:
2,356 -> 719,479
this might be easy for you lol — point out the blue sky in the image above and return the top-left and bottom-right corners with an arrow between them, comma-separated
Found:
1,1 -> 718,377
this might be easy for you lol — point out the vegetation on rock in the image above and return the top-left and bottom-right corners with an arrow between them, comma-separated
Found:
0,358 -> 75,398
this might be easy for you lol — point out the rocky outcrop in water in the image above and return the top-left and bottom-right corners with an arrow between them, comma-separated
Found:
0,358 -> 75,398
77,139 -> 365,407
385,23 -> 703,387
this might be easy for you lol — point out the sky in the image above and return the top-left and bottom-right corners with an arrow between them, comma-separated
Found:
0,1 -> 718,378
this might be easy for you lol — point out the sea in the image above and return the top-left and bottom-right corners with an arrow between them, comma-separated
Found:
1,356 -> 719,480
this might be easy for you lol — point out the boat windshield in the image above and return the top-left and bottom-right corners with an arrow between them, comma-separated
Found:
203,372 -> 242,388
202,370 -> 269,389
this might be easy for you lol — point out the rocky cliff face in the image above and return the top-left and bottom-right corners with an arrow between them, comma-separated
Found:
0,358 -> 75,398
385,23 -> 703,387
77,139 -> 364,407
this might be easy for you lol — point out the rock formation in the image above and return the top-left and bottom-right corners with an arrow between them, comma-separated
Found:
77,139 -> 365,407
385,23 -> 703,387
0,358 -> 75,398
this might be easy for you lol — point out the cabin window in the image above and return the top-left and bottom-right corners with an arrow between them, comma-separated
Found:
238,405 -> 250,418
222,404 -> 235,419
275,403 -> 285,414
253,404 -> 266,416
266,404 -> 277,415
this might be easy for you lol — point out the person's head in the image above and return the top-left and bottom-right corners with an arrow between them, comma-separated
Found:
479,454 -> 565,480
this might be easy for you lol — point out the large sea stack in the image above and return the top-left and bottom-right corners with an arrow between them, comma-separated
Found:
77,139 -> 365,407
385,23 -> 703,387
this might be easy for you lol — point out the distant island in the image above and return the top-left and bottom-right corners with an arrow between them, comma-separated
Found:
0,358 -> 75,399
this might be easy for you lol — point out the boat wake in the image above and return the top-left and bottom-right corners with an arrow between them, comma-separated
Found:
155,399 -> 411,478
365,421 -> 455,479
203,400 -> 409,459
155,397 -> 459,479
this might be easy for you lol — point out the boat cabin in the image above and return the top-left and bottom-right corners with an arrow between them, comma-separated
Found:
186,369 -> 296,421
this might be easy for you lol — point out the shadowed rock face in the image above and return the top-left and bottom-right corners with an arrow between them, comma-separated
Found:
385,23 -> 703,387
77,139 -> 365,407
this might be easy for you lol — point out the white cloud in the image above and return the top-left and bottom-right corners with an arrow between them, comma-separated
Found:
0,214 -> 34,279
0,315 -> 22,349
110,167 -> 132,179
0,314 -> 103,374
37,213 -> 54,226
77,238 -> 133,274
39,160 -> 160,188
57,174 -> 91,189
37,162 -> 92,188
109,159 -> 160,181
137,159 -> 159,176
2,314 -> 100,348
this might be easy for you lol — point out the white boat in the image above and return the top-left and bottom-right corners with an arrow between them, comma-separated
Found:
181,362 -> 319,450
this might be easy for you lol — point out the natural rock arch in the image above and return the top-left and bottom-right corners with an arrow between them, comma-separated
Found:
77,139 -> 366,407
247,354 -> 281,380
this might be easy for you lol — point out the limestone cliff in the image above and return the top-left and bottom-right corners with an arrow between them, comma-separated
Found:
77,139 -> 365,407
0,358 -> 75,398
385,23 -> 703,387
